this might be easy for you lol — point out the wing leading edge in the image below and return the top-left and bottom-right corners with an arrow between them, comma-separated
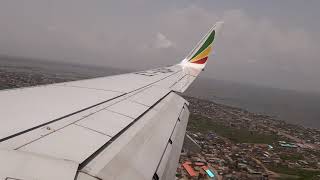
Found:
0,22 -> 222,180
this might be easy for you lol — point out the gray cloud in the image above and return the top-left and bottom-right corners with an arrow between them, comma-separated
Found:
0,0 -> 319,93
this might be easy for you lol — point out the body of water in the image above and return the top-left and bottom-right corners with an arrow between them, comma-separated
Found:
186,78 -> 320,129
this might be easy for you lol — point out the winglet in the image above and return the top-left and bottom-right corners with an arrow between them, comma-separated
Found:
181,22 -> 223,66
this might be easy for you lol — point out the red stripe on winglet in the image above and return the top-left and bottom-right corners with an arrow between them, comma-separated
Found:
192,57 -> 208,64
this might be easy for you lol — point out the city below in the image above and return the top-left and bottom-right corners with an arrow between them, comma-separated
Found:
177,96 -> 320,179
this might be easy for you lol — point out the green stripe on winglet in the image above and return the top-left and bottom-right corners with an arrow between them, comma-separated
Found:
191,30 -> 215,59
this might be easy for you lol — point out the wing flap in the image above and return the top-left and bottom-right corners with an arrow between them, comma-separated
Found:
79,93 -> 187,180
158,105 -> 190,180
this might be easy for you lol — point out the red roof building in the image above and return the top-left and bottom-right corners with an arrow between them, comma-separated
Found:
182,162 -> 197,177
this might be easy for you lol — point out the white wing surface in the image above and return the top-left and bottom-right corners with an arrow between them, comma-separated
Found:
0,22 -> 222,180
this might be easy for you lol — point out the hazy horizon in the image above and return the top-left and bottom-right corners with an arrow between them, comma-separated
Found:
2,54 -> 320,96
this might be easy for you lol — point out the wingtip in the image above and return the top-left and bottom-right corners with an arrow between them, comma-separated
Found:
212,21 -> 224,33
181,21 -> 223,66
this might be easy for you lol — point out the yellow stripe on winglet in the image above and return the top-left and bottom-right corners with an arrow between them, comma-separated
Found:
190,46 -> 212,63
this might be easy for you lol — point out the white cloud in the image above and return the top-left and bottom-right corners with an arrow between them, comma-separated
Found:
154,33 -> 174,49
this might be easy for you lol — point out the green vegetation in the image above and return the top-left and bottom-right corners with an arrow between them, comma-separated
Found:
267,165 -> 320,180
187,114 -> 280,144
280,154 -> 303,161
277,174 -> 300,180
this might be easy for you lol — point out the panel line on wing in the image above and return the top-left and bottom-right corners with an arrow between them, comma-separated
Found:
126,69 -> 182,93
5,86 -> 157,150
75,110 -> 134,138
78,91 -> 172,170
128,100 -> 151,108
169,74 -> 188,89
0,68 -> 181,144
0,93 -> 126,143
102,109 -> 135,120
19,124 -> 111,163
53,84 -> 126,93
73,123 -> 113,138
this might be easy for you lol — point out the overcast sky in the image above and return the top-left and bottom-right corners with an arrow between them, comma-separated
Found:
0,0 -> 319,93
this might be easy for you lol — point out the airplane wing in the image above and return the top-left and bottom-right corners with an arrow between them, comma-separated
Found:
0,22 -> 222,180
